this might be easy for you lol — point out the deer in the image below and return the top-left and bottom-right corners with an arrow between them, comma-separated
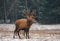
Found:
13,9 -> 36,39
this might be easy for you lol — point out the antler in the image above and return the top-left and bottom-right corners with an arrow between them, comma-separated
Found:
22,9 -> 30,16
31,9 -> 36,16
22,9 -> 36,17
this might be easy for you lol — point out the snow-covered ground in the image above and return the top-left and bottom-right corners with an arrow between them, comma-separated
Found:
0,23 -> 60,31
0,31 -> 60,41
0,23 -> 60,41
0,30 -> 60,41
31,23 -> 60,30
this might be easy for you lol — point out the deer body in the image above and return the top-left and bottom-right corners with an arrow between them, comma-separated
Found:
16,19 -> 28,29
13,9 -> 36,39
15,18 -> 33,29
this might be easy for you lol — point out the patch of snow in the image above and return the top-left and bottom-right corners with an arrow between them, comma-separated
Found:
30,23 -> 60,30
0,23 -> 60,31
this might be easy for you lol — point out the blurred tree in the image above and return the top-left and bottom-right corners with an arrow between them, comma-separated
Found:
0,0 -> 60,24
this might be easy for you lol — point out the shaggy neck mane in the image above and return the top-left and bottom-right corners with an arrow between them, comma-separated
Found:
27,18 -> 32,27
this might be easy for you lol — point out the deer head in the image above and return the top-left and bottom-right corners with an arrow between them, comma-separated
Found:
22,9 -> 36,23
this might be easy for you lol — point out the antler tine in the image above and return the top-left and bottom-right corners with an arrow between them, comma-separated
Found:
31,9 -> 36,16
22,9 -> 30,15
26,9 -> 30,15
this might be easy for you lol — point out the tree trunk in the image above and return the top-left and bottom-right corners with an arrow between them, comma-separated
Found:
4,0 -> 7,23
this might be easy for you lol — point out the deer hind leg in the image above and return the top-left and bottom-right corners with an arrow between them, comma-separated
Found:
17,29 -> 21,39
13,27 -> 18,38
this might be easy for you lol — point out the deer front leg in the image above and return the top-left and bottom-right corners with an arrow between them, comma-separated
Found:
25,29 -> 29,39
27,30 -> 29,39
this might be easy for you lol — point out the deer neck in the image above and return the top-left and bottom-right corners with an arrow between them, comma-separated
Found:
27,19 -> 33,27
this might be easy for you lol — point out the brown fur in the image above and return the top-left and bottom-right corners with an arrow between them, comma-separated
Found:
13,9 -> 36,39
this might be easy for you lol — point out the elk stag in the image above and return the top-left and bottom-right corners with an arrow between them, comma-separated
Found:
13,9 -> 36,39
